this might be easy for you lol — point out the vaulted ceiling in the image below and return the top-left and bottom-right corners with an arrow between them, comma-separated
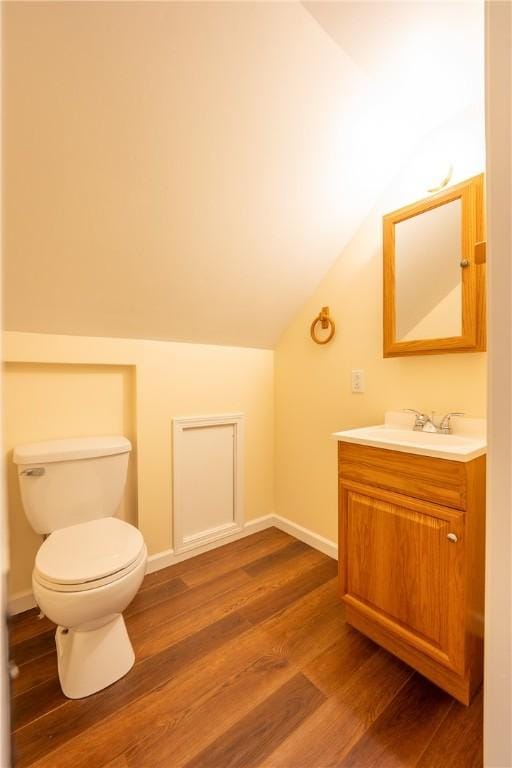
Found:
3,1 -> 483,348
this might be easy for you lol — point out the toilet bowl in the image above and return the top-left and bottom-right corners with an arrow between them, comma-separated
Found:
32,517 -> 147,699
14,435 -> 147,699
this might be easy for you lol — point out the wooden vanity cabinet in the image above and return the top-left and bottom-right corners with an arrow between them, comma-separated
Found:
338,442 -> 485,704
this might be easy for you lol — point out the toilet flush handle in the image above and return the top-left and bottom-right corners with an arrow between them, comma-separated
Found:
20,467 -> 45,477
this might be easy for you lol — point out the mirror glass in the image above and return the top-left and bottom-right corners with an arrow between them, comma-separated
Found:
394,199 -> 462,341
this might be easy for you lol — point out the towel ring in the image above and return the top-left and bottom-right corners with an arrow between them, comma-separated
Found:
310,306 -> 335,345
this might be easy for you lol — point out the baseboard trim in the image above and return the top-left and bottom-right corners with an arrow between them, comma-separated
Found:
146,514 -> 275,574
8,589 -> 38,616
8,513 -> 338,615
272,515 -> 338,560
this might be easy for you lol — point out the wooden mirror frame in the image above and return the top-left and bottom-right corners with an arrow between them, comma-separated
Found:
383,173 -> 486,357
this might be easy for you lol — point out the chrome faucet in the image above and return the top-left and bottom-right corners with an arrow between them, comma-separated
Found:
404,410 -> 464,434
438,412 -> 465,434
404,409 -> 429,431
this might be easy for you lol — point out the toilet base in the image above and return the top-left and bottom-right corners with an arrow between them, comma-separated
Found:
55,614 -> 135,699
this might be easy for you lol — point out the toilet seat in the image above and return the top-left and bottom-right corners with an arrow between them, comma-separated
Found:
34,547 -> 147,592
34,518 -> 145,593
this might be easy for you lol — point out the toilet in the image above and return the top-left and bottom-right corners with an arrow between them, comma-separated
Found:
13,436 -> 147,699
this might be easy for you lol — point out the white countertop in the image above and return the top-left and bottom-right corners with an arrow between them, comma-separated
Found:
333,411 -> 486,462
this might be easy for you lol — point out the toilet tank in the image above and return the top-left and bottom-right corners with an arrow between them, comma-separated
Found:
13,436 -> 132,534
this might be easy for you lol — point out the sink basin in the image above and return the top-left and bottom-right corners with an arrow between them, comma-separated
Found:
333,412 -> 486,462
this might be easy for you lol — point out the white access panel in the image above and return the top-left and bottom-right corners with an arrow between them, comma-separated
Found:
172,414 -> 244,553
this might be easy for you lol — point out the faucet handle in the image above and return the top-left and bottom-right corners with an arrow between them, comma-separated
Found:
439,412 -> 465,433
403,409 -> 428,430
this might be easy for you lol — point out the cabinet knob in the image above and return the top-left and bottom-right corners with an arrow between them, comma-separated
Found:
9,661 -> 19,680
447,533 -> 458,543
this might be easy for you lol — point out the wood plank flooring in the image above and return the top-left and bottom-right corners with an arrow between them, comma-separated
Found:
8,527 -> 483,768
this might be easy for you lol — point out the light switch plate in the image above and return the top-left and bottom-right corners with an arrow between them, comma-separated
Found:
351,369 -> 365,393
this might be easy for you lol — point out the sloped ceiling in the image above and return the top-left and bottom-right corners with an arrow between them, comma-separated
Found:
3,1 -> 483,348
302,1 -> 484,138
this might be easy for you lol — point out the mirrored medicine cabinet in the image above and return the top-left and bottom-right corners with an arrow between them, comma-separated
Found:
383,174 -> 486,357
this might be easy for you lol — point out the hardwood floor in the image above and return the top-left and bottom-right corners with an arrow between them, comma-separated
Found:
8,527 -> 483,768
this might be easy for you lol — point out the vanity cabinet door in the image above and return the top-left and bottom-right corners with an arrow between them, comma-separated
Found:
339,481 -> 465,674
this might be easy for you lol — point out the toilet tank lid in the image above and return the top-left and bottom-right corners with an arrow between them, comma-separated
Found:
13,436 -> 132,465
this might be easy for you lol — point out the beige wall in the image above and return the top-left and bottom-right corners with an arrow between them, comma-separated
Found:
484,1 -> 512,764
4,333 -> 274,598
275,110 -> 487,545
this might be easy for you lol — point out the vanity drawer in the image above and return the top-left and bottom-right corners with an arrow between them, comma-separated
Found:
338,442 -> 467,510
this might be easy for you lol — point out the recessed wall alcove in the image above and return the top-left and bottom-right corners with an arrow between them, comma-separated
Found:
3,362 -> 137,597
